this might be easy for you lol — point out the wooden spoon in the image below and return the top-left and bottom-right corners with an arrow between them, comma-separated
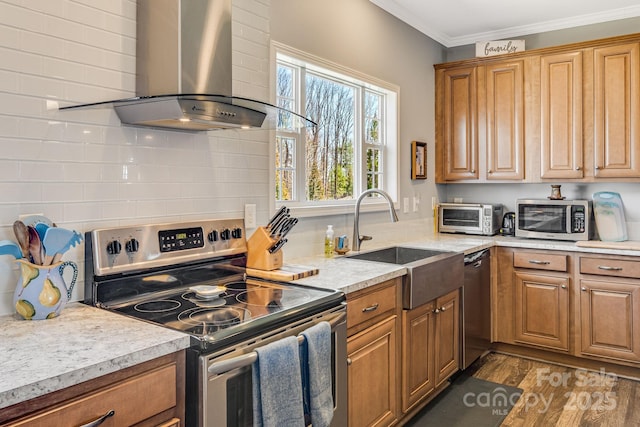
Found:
13,220 -> 30,259
27,225 -> 43,265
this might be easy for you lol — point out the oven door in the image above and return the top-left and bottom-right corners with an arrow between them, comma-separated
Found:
194,306 -> 347,427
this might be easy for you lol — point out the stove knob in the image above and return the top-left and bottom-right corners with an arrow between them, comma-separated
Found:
106,240 -> 122,255
231,228 -> 242,239
207,230 -> 219,242
125,238 -> 139,253
220,228 -> 231,241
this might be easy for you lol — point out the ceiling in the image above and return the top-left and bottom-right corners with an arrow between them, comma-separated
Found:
370,0 -> 640,47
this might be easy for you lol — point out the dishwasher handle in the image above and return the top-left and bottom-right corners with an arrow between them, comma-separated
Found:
464,249 -> 489,265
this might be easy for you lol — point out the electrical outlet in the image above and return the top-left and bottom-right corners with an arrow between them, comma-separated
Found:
244,204 -> 256,228
413,196 -> 419,212
403,197 -> 409,213
454,197 -> 463,203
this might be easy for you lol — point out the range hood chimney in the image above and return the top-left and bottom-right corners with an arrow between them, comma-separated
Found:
61,0 -> 313,132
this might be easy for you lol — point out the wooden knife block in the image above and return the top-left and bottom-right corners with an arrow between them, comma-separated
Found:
246,226 -> 283,271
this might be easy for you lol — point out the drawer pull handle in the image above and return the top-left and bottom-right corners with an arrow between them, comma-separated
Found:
434,308 -> 440,314
362,303 -> 379,313
440,306 -> 447,311
597,265 -> 623,271
561,285 -> 567,289
347,357 -> 352,366
79,410 -> 115,427
528,260 -> 550,265
582,287 -> 587,291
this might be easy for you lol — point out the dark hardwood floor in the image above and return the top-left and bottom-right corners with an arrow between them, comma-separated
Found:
467,353 -> 640,426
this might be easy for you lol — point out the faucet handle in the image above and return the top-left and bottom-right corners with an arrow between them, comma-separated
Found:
360,235 -> 373,242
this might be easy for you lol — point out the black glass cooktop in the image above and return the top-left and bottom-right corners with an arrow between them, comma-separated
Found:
95,260 -> 343,350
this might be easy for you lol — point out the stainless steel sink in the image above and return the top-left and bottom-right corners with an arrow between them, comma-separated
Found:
348,246 -> 463,309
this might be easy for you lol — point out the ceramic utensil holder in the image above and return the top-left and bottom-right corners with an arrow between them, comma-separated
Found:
246,227 -> 283,271
13,259 -> 78,320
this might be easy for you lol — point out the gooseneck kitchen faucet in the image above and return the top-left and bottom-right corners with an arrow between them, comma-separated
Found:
353,189 -> 399,251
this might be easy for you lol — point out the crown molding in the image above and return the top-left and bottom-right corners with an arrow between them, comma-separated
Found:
371,0 -> 640,47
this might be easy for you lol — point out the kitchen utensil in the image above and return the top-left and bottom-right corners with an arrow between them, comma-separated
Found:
42,227 -> 83,265
27,226 -> 43,265
268,238 -> 287,253
266,206 -> 287,229
277,217 -> 298,239
593,191 -> 628,242
34,222 -> 50,242
0,240 -> 23,259
500,212 -> 516,236
21,215 -> 54,228
13,220 -> 30,259
269,214 -> 290,237
13,259 -> 78,320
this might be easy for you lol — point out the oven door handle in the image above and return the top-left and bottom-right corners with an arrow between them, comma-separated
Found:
207,311 -> 346,376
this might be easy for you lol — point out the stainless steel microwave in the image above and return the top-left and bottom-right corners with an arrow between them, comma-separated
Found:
438,203 -> 503,236
515,199 -> 592,241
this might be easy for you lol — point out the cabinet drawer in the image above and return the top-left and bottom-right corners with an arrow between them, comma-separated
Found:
513,252 -> 567,272
580,257 -> 640,279
348,282 -> 397,330
10,364 -> 177,427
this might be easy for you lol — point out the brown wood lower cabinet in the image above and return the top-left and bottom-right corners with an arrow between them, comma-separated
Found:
578,256 -> 640,364
401,289 -> 460,414
496,248 -> 640,372
0,352 -> 185,427
514,271 -> 570,351
346,279 -> 401,427
348,315 -> 398,427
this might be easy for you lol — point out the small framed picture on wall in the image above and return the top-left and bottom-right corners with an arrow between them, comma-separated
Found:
411,141 -> 427,179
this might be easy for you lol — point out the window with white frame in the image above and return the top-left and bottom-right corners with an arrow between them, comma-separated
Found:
274,45 -> 399,211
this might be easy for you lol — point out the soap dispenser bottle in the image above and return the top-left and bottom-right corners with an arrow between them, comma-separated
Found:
324,225 -> 334,258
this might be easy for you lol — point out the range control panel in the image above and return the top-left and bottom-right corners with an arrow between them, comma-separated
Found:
159,227 -> 205,252
89,218 -> 246,277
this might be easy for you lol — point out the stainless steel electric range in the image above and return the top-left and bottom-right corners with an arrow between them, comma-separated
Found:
84,218 -> 347,427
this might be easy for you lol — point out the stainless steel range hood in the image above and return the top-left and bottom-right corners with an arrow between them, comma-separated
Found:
60,0 -> 313,132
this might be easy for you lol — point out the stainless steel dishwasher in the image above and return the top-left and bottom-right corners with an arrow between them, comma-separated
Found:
461,249 -> 491,369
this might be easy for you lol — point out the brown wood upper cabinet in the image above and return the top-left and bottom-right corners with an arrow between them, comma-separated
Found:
483,60 -> 525,180
435,33 -> 640,182
436,66 -> 478,181
435,60 -> 524,182
590,42 -> 640,178
538,51 -> 584,179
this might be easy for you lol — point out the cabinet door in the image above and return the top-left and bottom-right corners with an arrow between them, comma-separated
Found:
540,51 -> 584,178
401,301 -> 436,413
434,290 -> 460,385
437,66 -> 478,181
592,42 -> 640,177
579,279 -> 640,362
483,60 -> 525,180
514,272 -> 570,351
347,316 -> 398,427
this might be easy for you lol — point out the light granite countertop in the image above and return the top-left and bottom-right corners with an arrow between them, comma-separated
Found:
0,303 -> 191,410
2,233 -> 639,411
288,234 -> 640,294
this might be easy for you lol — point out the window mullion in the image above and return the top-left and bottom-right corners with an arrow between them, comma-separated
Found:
297,65 -> 307,202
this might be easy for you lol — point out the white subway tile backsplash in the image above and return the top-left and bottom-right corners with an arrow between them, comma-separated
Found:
41,182 -> 84,202
19,161 -> 65,182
